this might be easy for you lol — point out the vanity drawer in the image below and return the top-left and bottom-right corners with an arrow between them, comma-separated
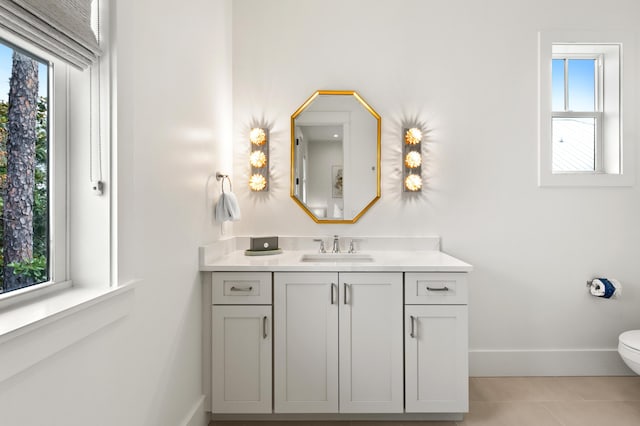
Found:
212,272 -> 272,305
405,273 -> 467,305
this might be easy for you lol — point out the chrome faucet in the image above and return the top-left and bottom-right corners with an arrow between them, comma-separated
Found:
313,238 -> 326,253
332,235 -> 340,253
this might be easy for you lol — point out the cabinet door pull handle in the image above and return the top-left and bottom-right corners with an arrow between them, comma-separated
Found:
343,283 -> 349,305
263,316 -> 268,339
230,285 -> 253,292
331,283 -> 337,305
410,315 -> 416,338
426,286 -> 449,292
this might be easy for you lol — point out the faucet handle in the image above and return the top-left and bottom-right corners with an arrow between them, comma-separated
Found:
348,238 -> 363,253
313,238 -> 326,253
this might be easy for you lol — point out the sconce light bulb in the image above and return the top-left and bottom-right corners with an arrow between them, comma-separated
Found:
250,150 -> 267,168
405,127 -> 422,145
249,174 -> 267,191
405,174 -> 422,191
405,151 -> 422,168
249,128 -> 267,146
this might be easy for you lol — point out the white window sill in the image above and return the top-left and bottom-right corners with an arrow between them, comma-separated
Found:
538,171 -> 635,187
0,282 -> 138,383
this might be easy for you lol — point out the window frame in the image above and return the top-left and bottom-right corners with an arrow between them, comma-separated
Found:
551,54 -> 603,173
538,30 -> 635,187
0,28 -> 71,307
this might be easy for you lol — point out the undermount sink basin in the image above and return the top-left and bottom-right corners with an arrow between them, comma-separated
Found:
300,253 -> 375,263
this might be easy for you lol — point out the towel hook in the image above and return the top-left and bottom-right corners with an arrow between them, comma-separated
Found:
216,172 -> 232,193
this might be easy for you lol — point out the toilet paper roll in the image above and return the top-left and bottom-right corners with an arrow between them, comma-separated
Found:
589,278 -> 622,298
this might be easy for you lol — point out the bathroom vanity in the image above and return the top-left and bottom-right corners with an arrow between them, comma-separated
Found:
200,237 -> 472,421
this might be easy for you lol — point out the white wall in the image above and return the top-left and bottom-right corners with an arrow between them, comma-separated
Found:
232,0 -> 640,374
0,0 -> 232,425
345,101 -> 378,218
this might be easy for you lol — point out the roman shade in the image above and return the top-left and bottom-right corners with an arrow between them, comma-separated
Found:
0,0 -> 100,70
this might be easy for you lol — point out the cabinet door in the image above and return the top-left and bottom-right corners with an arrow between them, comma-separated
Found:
274,272 -> 339,413
405,305 -> 469,413
212,306 -> 272,413
339,272 -> 403,413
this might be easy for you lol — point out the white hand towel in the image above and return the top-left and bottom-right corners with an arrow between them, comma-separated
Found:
215,192 -> 241,223
224,192 -> 241,221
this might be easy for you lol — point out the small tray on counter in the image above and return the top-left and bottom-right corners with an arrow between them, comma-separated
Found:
244,248 -> 283,256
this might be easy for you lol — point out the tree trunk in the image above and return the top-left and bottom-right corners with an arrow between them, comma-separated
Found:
3,52 -> 38,291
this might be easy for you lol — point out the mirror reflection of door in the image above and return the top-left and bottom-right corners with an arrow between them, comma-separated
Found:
296,124 -> 345,219
293,127 -> 305,202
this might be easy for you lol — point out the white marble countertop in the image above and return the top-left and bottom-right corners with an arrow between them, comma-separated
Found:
199,249 -> 472,272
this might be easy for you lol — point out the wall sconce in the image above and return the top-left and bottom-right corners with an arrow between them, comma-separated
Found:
403,127 -> 422,192
249,127 -> 268,191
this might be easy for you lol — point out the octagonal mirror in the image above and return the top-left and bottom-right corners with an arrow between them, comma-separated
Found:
291,90 -> 380,223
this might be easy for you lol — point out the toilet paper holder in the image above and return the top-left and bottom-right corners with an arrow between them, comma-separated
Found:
586,277 -> 622,299
586,278 -> 606,288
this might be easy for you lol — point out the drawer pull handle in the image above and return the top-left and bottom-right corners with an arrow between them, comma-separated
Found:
230,285 -> 253,292
426,286 -> 449,292
263,316 -> 268,339
331,283 -> 337,305
343,283 -> 350,305
410,315 -> 416,338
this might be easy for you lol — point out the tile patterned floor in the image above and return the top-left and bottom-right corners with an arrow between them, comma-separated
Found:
211,376 -> 640,426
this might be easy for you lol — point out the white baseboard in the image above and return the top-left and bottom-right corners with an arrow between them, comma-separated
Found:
470,349 -> 634,376
180,395 -> 206,426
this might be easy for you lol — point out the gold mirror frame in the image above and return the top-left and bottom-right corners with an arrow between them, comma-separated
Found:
290,90 -> 381,224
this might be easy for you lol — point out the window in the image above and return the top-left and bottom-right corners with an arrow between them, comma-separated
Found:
0,2 -> 131,384
0,1 -> 106,307
552,54 -> 601,172
538,31 -> 636,186
0,27 -> 77,307
0,40 -> 50,295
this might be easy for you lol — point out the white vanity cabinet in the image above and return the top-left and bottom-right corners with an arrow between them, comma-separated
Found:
274,272 -> 403,413
211,272 -> 272,414
203,243 -> 472,421
404,273 -> 469,413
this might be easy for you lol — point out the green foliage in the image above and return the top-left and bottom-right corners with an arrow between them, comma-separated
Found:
8,255 -> 47,282
33,96 -> 48,258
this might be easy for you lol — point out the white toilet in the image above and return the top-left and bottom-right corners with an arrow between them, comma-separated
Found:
618,330 -> 640,374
